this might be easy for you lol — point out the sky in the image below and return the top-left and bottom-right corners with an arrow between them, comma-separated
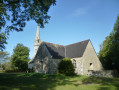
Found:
5,0 -> 119,58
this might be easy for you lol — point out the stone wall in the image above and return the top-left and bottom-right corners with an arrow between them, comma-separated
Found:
34,57 -> 61,74
88,70 -> 114,77
34,57 -> 49,73
71,57 -> 84,75
0,67 -> 3,70
83,41 -> 103,75
48,59 -> 61,74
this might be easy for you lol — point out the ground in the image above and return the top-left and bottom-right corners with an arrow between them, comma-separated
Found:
0,72 -> 119,90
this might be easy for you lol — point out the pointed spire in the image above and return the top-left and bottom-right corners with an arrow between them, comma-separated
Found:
35,25 -> 40,40
34,25 -> 41,55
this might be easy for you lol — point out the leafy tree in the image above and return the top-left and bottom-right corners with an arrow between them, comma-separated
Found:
98,16 -> 119,72
0,0 -> 56,50
0,51 -> 10,64
0,33 -> 7,50
11,43 -> 30,71
58,58 -> 75,76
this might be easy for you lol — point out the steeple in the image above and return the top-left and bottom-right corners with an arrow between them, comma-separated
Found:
35,25 -> 40,40
34,25 -> 41,55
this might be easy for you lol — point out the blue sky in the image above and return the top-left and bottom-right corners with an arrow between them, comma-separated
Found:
5,0 -> 119,58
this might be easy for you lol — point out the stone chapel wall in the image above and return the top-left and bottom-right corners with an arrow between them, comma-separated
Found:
82,41 -> 103,75
71,57 -> 84,75
48,59 -> 61,74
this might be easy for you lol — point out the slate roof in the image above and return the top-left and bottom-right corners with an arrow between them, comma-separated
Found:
43,39 -> 90,59
29,39 -> 90,63
65,39 -> 90,58
43,42 -> 65,59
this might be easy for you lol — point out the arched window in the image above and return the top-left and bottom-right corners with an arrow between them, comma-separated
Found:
89,63 -> 93,70
73,59 -> 76,68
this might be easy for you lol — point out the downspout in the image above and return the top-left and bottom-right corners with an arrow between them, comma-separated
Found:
65,46 -> 66,58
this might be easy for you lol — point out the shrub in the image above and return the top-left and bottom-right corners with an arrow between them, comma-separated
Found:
2,62 -> 12,70
58,58 -> 75,76
1,62 -> 20,72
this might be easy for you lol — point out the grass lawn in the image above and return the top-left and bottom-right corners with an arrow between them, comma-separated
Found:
0,73 -> 119,90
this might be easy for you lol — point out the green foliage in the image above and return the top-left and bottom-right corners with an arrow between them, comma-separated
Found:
99,16 -> 119,72
11,43 -> 30,71
0,33 -> 8,50
0,51 -> 10,64
58,58 -> 75,76
0,0 -> 56,50
2,62 -> 12,71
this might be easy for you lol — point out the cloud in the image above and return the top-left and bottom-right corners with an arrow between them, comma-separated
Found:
72,7 -> 88,17
70,0 -> 100,17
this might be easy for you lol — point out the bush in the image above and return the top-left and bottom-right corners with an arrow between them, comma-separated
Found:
2,62 -> 12,71
1,62 -> 20,72
58,58 -> 75,76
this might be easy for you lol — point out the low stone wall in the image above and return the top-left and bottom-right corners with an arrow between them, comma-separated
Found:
0,68 -> 3,70
88,70 -> 114,77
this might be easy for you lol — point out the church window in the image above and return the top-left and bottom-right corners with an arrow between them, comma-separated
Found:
90,63 -> 93,68
90,63 -> 92,66
73,59 -> 76,68
40,61 -> 43,71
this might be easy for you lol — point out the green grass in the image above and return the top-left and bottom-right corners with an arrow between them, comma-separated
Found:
0,73 -> 119,90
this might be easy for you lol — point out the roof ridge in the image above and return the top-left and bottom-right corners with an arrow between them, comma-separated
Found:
43,39 -> 90,47
65,39 -> 90,46
43,41 -> 65,46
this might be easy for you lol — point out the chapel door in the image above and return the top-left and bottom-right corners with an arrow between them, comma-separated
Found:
39,61 -> 43,73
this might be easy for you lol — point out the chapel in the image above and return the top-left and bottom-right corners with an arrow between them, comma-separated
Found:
28,26 -> 103,75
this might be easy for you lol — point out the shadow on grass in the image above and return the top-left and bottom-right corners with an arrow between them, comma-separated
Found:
1,73 -> 119,90
0,73 -> 79,90
82,76 -> 119,90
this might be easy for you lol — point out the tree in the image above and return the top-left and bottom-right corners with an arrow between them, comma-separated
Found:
58,58 -> 75,76
0,33 -> 7,50
0,0 -> 56,50
11,43 -> 30,71
0,51 -> 10,64
98,16 -> 119,72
